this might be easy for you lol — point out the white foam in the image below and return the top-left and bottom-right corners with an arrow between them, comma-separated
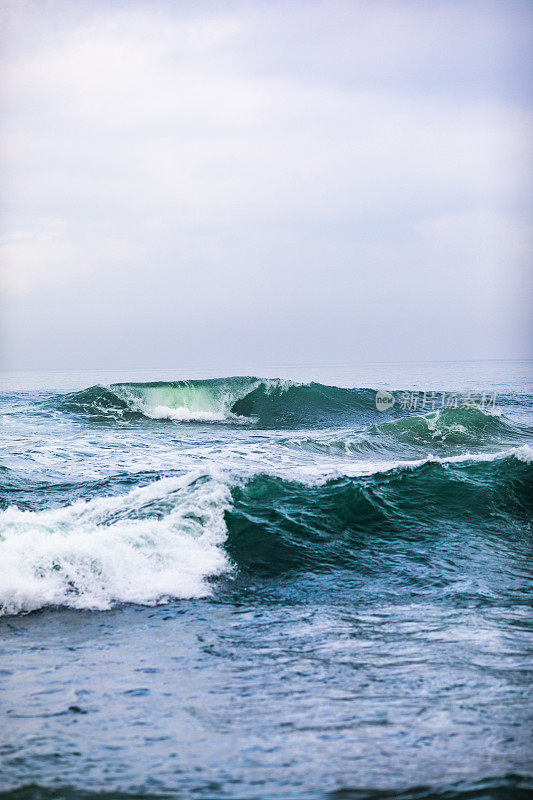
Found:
0,469 -> 232,615
110,379 -> 263,422
146,405 -> 230,422
267,444 -> 533,485
512,443 -> 533,463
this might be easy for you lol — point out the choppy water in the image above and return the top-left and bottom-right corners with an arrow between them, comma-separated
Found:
1,361 -> 532,799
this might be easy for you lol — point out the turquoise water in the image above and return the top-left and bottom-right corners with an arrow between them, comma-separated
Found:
0,361 -> 532,799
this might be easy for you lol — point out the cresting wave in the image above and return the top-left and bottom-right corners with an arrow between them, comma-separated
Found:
56,378 -> 380,426
226,447 -> 533,575
0,448 -> 531,615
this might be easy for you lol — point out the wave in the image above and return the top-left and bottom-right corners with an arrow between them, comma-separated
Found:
0,449 -> 531,615
371,405 -> 521,443
54,379 -> 531,433
225,448 -> 533,575
55,378 -> 380,426
283,406 -> 530,457
56,378 -> 258,422
56,377 -> 531,438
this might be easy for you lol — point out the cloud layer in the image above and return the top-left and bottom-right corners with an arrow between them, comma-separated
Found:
1,0 -> 531,368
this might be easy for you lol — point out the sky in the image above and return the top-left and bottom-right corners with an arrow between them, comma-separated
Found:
0,0 -> 532,370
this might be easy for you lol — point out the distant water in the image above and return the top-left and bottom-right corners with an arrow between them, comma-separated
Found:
1,361 -> 532,800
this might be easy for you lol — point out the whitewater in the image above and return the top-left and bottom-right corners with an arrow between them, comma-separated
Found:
1,361 -> 532,800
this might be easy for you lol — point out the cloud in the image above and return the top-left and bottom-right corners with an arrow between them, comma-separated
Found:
0,0 -> 531,367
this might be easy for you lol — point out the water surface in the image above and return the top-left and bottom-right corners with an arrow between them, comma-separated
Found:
1,361 -> 532,799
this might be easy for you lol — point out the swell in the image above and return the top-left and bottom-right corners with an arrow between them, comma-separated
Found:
282,406 -> 531,457
230,381 -> 378,427
225,449 -> 533,575
0,469 -> 164,513
0,449 -> 531,614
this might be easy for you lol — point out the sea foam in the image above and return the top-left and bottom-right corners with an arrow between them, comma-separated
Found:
0,469 -> 232,615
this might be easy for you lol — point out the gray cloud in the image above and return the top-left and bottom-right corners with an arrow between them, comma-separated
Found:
1,0 -> 531,369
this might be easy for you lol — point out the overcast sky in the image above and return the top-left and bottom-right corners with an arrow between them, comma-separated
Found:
1,0 -> 531,370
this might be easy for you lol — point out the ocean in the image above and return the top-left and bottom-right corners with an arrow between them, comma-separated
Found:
0,360 -> 532,800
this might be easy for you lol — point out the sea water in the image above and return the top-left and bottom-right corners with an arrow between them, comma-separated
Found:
0,360 -> 531,799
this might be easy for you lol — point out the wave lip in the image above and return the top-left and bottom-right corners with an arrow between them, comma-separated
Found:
56,377 -> 262,422
0,469 -> 232,616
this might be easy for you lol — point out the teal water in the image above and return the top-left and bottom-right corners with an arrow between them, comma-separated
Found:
0,361 -> 532,799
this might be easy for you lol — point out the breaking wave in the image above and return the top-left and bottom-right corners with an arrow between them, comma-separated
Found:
1,448 -> 530,615
225,448 -> 533,575
56,377 -> 379,426
56,377 -> 262,423
0,470 -> 232,615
